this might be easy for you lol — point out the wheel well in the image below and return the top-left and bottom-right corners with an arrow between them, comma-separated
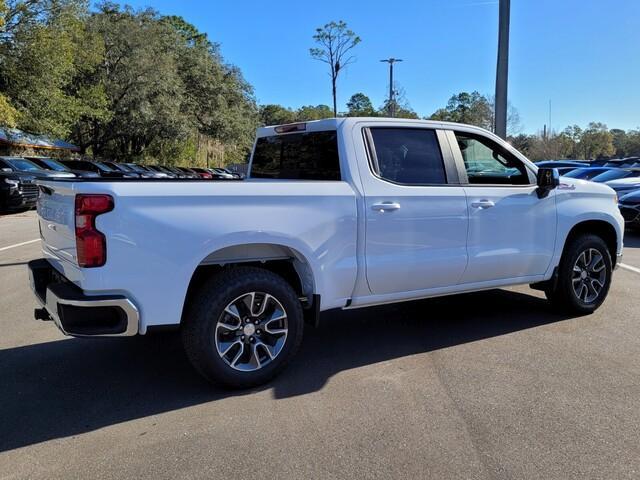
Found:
564,220 -> 618,266
182,245 -> 315,324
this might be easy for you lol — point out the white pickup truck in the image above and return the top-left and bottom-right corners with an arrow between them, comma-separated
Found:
29,118 -> 624,387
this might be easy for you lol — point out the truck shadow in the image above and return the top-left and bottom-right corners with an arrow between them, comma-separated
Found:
0,289 -> 572,452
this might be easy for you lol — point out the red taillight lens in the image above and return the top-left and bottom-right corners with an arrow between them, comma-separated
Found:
75,194 -> 113,268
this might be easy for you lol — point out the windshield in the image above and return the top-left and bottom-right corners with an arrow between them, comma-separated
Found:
566,168 -> 613,180
125,164 -> 147,173
5,158 -> 43,172
41,159 -> 70,172
93,162 -> 115,172
591,170 -> 633,182
106,162 -> 129,172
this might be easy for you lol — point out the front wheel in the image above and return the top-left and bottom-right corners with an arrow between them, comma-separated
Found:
182,267 -> 304,388
545,234 -> 612,314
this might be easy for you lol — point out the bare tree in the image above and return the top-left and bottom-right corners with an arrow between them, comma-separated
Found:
310,21 -> 360,117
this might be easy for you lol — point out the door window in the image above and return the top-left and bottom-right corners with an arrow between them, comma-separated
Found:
454,132 -> 530,185
368,128 -> 447,185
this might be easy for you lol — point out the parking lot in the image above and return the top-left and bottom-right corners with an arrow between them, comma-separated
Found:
0,210 -> 639,479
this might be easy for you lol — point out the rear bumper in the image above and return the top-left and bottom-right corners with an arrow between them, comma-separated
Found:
28,259 -> 139,337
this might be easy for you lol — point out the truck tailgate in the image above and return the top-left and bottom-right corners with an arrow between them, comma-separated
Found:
37,182 -> 77,265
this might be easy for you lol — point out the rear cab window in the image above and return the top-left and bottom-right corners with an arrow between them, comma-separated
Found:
251,130 -> 341,180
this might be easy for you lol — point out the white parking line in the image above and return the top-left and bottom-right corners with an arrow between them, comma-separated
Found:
0,239 -> 40,253
619,263 -> 640,275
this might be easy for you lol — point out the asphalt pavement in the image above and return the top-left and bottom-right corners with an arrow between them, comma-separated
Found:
1,211 -> 639,479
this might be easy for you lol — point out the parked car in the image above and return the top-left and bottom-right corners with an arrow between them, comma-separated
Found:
100,162 -> 141,178
604,177 -> 640,195
190,167 -> 214,179
167,166 -> 193,178
25,157 -> 100,179
617,190 -> 640,230
146,165 -> 179,178
536,160 -> 589,169
175,166 -> 201,178
122,163 -> 172,179
562,167 -> 616,181
0,156 -> 75,179
59,160 -> 136,178
29,118 -> 624,388
604,157 -> 640,168
208,167 -> 238,179
591,168 -> 640,183
0,171 -> 38,212
225,168 -> 245,179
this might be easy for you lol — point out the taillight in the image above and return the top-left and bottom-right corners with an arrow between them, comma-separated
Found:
75,194 -> 113,268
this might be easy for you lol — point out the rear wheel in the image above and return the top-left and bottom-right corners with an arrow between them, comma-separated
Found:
182,266 -> 304,388
545,234 -> 612,314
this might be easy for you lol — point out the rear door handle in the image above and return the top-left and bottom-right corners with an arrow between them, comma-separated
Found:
471,199 -> 495,209
371,202 -> 401,212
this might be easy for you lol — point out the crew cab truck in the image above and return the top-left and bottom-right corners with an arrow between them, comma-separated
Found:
29,118 -> 624,388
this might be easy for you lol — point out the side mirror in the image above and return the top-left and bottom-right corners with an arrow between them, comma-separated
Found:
536,167 -> 560,198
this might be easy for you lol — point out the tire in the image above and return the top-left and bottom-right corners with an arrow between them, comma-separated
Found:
182,266 -> 304,388
545,234 -> 612,314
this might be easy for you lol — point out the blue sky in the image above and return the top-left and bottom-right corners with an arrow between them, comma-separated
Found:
119,0 -> 640,134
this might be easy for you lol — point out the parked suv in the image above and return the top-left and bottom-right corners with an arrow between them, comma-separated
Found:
25,157 -> 100,178
0,171 -> 38,212
59,160 -> 136,178
0,156 -> 75,179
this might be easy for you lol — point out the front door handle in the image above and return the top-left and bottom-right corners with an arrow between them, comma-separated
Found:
371,202 -> 401,212
471,199 -> 495,209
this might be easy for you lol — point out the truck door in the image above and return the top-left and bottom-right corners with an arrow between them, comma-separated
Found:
448,130 -> 557,283
359,126 -> 469,295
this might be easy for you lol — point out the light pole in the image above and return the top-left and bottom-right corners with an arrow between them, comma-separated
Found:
380,58 -> 402,117
494,0 -> 510,139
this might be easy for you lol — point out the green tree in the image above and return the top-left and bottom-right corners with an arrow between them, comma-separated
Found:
508,133 -> 534,156
310,20 -> 360,116
346,93 -> 376,116
70,5 -> 256,162
581,122 -> 615,159
0,0 -> 6,28
379,85 -> 418,119
609,128 -> 627,157
0,93 -> 19,127
429,91 -> 493,130
259,104 -> 296,126
624,129 -> 640,156
0,0 -> 107,137
296,104 -> 333,121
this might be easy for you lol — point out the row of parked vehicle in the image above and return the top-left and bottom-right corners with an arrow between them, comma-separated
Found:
0,156 -> 243,213
537,158 -> 640,230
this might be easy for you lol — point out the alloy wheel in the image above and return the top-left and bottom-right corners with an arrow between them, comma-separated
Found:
215,292 -> 288,372
571,248 -> 606,303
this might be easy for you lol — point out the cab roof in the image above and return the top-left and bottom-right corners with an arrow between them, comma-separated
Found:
256,117 -> 496,138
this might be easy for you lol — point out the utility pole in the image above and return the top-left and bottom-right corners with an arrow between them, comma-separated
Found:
494,0 -> 510,139
380,58 -> 402,117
